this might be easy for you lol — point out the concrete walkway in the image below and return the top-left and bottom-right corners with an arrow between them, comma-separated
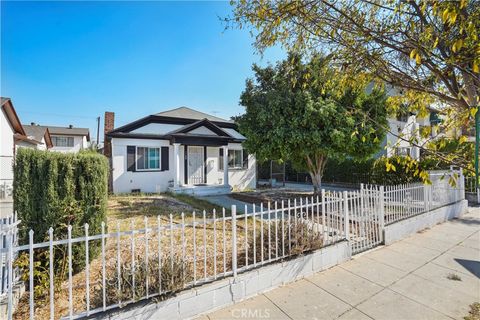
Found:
198,195 -> 253,214
200,183 -> 357,214
200,207 -> 480,320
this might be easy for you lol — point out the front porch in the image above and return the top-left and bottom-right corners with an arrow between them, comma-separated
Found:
170,142 -> 234,195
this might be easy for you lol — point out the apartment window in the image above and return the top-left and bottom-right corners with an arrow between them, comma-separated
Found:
52,136 -> 74,147
136,147 -> 160,170
395,147 -> 411,157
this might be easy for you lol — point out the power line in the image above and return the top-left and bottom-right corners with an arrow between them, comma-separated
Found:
16,109 -> 98,120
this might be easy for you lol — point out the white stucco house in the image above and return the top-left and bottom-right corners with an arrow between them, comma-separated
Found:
22,124 -> 53,150
1,98 -> 53,213
105,107 -> 256,195
1,97 -> 21,203
46,125 -> 90,152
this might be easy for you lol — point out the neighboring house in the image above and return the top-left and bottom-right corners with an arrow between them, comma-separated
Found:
1,98 -> 56,204
47,125 -> 90,152
1,97 -> 23,202
21,124 -> 53,150
105,107 -> 256,195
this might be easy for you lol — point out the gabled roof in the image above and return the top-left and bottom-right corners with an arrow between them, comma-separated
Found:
108,107 -> 238,135
155,107 -> 232,123
108,112 -> 246,145
167,118 -> 233,137
1,97 -> 26,136
23,125 -> 53,148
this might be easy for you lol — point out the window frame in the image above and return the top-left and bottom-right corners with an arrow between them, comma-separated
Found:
52,135 -> 74,147
228,149 -> 243,169
219,148 -> 245,171
135,146 -> 161,171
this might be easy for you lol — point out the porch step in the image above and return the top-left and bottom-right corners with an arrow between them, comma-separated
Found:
168,185 -> 232,196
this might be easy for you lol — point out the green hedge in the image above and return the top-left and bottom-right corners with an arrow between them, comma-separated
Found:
14,148 -> 108,276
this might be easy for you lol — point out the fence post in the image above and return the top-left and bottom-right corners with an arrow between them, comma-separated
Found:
343,191 -> 349,241
379,186 -> 385,242
231,205 -> 237,279
7,232 -> 13,320
423,185 -> 429,212
29,230 -> 34,320
459,168 -> 465,200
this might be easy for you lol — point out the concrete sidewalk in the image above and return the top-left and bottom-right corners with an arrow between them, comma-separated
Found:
200,208 -> 480,320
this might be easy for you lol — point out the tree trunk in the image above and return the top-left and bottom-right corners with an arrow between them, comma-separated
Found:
305,153 -> 327,195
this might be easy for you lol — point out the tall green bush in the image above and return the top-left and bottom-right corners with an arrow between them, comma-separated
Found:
14,148 -> 108,282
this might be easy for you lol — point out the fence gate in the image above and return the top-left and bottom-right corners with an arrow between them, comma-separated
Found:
347,185 -> 384,255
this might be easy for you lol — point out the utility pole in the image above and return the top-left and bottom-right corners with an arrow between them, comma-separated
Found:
96,116 -> 100,146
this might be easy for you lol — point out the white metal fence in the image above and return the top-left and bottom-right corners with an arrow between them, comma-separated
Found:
2,192 -> 350,320
348,185 -> 384,254
0,170 -> 465,319
380,169 -> 465,225
0,213 -> 19,297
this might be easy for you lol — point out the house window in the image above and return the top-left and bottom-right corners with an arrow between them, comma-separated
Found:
228,149 -> 243,169
136,147 -> 160,170
219,149 -> 247,170
52,136 -> 74,147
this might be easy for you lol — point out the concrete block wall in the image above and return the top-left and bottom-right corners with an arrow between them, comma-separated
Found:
101,241 -> 351,320
383,200 -> 468,245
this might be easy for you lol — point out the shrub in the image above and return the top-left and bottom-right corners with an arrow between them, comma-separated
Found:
13,148 -> 108,294
323,158 -> 375,184
246,219 -> 323,266
97,253 -> 190,306
370,156 -> 422,185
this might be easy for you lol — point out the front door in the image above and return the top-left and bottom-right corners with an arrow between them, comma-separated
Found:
188,146 -> 204,185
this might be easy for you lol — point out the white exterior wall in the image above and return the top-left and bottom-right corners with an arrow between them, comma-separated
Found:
50,135 -> 88,153
205,143 -> 256,190
0,110 -> 15,184
112,138 -> 174,194
112,139 -> 256,194
16,137 -> 48,151
385,115 -> 421,159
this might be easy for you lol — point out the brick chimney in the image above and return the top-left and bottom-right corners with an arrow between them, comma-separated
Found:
104,111 -> 114,158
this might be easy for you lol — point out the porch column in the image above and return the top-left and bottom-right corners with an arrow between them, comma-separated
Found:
173,143 -> 180,188
223,145 -> 229,186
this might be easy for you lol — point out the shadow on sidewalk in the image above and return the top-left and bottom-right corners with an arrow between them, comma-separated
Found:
454,258 -> 480,278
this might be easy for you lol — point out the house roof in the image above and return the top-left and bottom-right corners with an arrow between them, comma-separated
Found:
22,125 -> 53,148
107,108 -> 245,146
1,97 -> 26,136
48,125 -> 90,141
155,107 -> 232,123
167,118 -> 232,137
108,107 -> 238,136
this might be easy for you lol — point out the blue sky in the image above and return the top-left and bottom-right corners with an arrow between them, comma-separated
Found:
1,1 -> 284,142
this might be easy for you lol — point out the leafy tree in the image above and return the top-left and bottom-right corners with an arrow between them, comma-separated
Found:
236,54 -> 388,192
230,0 -> 479,174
